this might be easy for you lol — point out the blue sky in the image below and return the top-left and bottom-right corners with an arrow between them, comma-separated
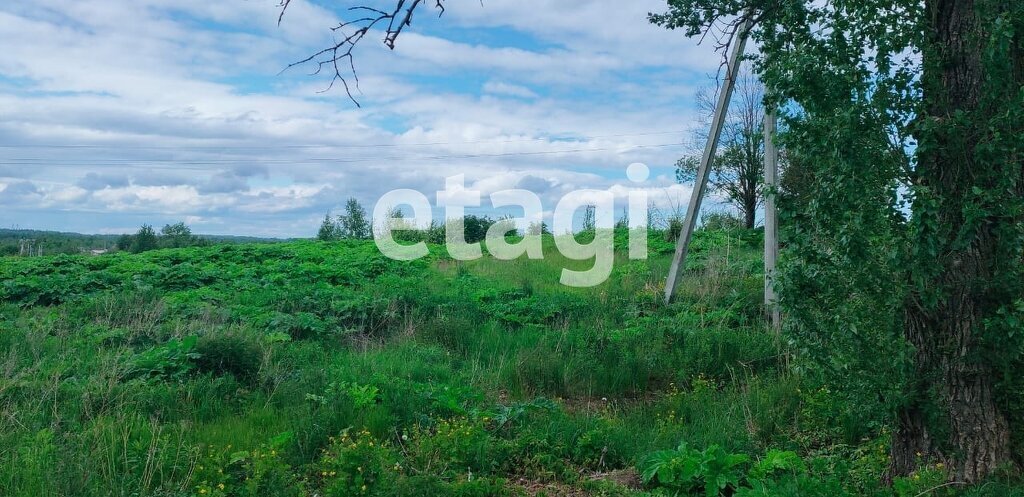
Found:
0,0 -> 728,237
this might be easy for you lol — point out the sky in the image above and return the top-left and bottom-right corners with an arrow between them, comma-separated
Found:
0,0 -> 730,238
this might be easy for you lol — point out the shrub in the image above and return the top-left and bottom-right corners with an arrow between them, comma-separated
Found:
664,216 -> 684,242
640,443 -> 750,496
309,428 -> 398,496
194,331 -> 263,384
405,417 -> 498,476
640,445 -> 814,497
192,435 -> 300,497
700,211 -> 745,232
128,336 -> 199,380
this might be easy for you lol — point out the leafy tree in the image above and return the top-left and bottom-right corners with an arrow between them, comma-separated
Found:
317,213 -> 338,241
440,215 -> 494,245
338,198 -> 371,239
651,0 -> 1023,482
160,222 -> 200,248
424,220 -> 446,244
116,234 -> 133,252
131,225 -> 158,254
676,73 -> 765,229
581,205 -> 597,233
385,207 -> 421,243
462,215 -> 494,244
160,222 -> 191,237
527,221 -> 550,236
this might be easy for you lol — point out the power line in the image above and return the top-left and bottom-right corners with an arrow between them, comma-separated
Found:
0,142 -> 684,170
0,130 -> 686,151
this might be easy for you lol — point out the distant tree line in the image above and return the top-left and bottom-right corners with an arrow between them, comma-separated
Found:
316,198 -> 553,244
116,222 -> 207,254
0,230 -> 113,256
386,211 -> 509,245
317,199 -> 752,247
0,225 -> 287,258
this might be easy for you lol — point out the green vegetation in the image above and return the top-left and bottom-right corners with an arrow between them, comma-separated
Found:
651,0 -> 1023,483
3,226 -> 1019,496
281,0 -> 1023,484
675,74 -> 766,230
0,229 -> 124,256
1,226 -> 283,257
318,199 -> 374,242
116,224 -> 215,254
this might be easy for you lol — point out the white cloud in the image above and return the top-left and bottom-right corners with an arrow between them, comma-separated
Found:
482,81 -> 537,99
0,0 -> 727,236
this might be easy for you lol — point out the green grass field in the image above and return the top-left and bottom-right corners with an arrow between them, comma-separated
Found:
1,229 -> 1020,496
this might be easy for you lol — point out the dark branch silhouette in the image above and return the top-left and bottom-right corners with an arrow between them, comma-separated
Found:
277,0 -> 445,106
649,6 -> 765,81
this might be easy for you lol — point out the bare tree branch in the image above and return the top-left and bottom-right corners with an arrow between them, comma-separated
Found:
278,0 -> 446,106
651,5 -> 769,82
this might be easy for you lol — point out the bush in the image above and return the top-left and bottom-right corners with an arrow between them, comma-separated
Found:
127,336 -> 200,380
194,331 -> 263,384
405,417 -> 498,476
640,446 -> 816,497
640,443 -> 750,495
700,211 -> 745,232
193,435 -> 300,497
310,429 -> 398,496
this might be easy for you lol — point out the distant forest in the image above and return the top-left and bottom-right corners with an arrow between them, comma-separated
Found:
0,227 -> 285,257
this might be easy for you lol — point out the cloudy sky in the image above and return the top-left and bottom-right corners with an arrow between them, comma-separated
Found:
0,0 -> 728,237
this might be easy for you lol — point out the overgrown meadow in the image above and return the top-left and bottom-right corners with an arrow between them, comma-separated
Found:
1,229 -> 1019,496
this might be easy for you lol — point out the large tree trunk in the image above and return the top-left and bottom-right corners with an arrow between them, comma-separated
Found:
892,0 -> 1019,483
743,196 -> 757,229
894,266 -> 1013,481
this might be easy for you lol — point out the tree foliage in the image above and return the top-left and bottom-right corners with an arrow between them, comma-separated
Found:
160,222 -> 201,248
654,0 -> 1023,482
676,73 -> 766,229
318,213 -> 339,241
318,198 -> 373,241
132,225 -> 159,254
339,198 -> 372,240
119,223 -> 207,253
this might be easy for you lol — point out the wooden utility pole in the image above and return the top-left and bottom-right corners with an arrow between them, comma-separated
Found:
763,108 -> 780,330
664,18 -> 753,304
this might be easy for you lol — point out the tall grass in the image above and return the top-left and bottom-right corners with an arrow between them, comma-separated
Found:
2,228 -> 975,496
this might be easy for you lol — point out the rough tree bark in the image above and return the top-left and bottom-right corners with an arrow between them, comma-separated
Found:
743,195 -> 757,229
893,0 -> 1020,483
